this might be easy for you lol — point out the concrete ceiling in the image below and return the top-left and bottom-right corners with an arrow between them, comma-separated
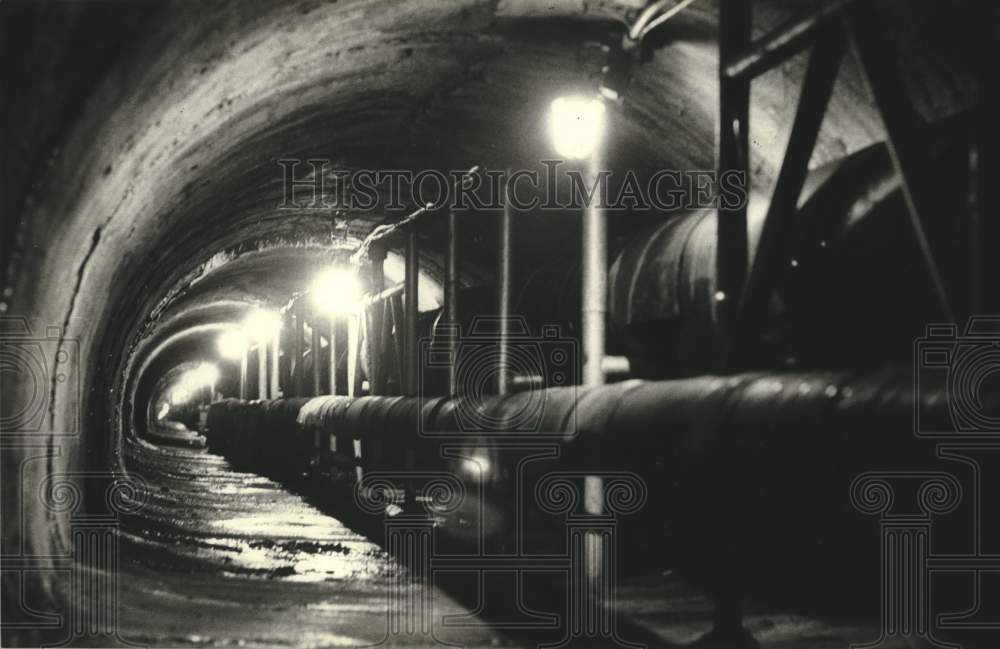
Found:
0,0 -> 978,568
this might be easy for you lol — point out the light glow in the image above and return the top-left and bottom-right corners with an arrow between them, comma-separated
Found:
310,267 -> 362,316
217,329 -> 249,360
244,308 -> 281,343
192,362 -> 219,387
548,96 -> 606,160
169,386 -> 190,406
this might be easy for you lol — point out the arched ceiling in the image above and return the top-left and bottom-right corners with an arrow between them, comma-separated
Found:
0,0 -> 977,472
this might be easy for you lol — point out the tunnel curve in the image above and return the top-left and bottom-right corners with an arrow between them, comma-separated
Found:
1,0 -> 979,638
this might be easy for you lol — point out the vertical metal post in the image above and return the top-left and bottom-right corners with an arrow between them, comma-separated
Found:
497,173 -> 513,396
845,2 -> 954,322
239,352 -> 248,400
311,319 -> 322,396
713,0 -> 752,636
292,301 -> 304,397
729,27 -> 845,369
347,310 -> 364,480
270,333 -> 281,399
404,230 -> 419,396
369,247 -> 386,395
974,0 -> 998,312
347,315 -> 359,398
329,317 -> 339,396
257,344 -> 267,400
445,206 -> 460,395
716,0 -> 752,342
581,154 -> 607,389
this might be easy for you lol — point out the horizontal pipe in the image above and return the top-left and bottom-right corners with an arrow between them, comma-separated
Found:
351,166 -> 480,264
207,367 -> 954,475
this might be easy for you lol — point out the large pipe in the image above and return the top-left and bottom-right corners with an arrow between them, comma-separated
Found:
207,367 -> 976,646
208,368 -> 959,476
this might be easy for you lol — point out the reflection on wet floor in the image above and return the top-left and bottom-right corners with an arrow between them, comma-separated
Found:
117,438 -> 501,647
117,435 -> 917,648
122,444 -> 386,581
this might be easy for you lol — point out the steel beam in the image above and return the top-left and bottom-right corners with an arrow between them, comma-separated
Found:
715,0 -> 752,344
729,27 -> 845,369
724,0 -> 855,81
845,2 -> 955,322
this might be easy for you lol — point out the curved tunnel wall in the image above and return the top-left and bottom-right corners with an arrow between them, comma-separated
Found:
0,0 -> 979,625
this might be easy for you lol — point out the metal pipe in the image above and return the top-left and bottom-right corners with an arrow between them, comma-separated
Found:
270,333 -> 281,399
292,302 -> 304,397
311,320 -> 322,396
351,167 -> 480,265
404,230 -> 419,396
348,313 -> 365,479
600,355 -> 631,378
239,352 -> 248,400
363,282 -> 404,306
389,294 -> 405,392
581,155 -> 607,388
497,172 -> 513,396
445,206 -> 460,395
347,315 -> 359,398
631,0 -> 700,42
329,317 -> 338,396
369,246 -> 386,395
257,344 -> 267,399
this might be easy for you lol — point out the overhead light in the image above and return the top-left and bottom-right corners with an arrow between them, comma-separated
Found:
169,386 -> 190,406
193,362 -> 219,386
179,362 -> 218,392
217,329 -> 248,360
548,96 -> 606,160
244,308 -> 281,343
310,266 -> 361,316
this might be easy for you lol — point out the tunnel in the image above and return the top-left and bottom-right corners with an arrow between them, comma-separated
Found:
2,0 -> 998,647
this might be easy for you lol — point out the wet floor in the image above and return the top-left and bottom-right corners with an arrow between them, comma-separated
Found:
117,439 -> 504,647
115,436 -> 922,648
